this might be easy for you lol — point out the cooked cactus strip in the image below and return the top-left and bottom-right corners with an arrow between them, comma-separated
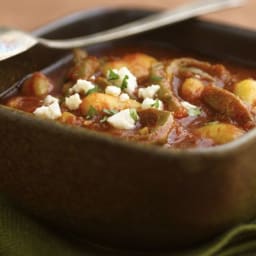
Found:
202,85 -> 253,126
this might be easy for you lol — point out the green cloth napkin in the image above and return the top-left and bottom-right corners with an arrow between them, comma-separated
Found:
1,196 -> 256,256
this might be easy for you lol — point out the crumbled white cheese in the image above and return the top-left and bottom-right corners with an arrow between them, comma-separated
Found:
119,93 -> 130,101
107,69 -> 118,80
65,93 -> 82,110
181,101 -> 201,116
141,98 -> 164,110
181,101 -> 198,109
34,101 -> 62,120
44,95 -> 59,106
105,85 -> 121,97
119,67 -> 137,95
108,67 -> 138,96
107,109 -> 137,130
69,79 -> 95,94
138,84 -> 160,99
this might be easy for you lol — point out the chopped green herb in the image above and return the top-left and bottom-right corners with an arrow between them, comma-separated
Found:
187,107 -> 201,117
121,75 -> 129,90
100,116 -> 109,123
86,106 -> 98,119
150,75 -> 162,83
100,109 -> 118,123
86,86 -> 98,96
107,69 -> 120,81
181,101 -> 201,117
103,109 -> 118,116
151,99 -> 160,109
129,108 -> 139,122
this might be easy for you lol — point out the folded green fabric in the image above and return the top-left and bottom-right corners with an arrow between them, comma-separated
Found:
1,195 -> 256,256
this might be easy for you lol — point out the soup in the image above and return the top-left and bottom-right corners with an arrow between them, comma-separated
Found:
3,48 -> 256,149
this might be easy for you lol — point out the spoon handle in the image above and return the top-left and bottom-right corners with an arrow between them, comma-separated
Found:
39,0 -> 245,49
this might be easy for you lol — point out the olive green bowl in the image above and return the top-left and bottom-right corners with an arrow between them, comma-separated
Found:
1,8 -> 256,251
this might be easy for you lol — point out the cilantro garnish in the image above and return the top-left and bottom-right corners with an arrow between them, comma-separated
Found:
86,106 -> 98,119
86,86 -> 98,96
151,99 -> 160,109
107,69 -> 120,81
121,75 -> 129,90
100,109 -> 118,123
129,108 -> 139,122
187,107 -> 201,117
100,116 -> 109,123
103,109 -> 118,116
150,75 -> 162,83
181,101 -> 201,117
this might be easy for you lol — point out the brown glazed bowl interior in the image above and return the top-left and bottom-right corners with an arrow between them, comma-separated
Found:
1,8 -> 256,251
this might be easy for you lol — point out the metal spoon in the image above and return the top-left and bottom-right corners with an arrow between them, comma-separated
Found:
0,0 -> 245,61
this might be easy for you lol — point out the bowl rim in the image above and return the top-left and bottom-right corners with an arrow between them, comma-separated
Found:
2,7 -> 256,157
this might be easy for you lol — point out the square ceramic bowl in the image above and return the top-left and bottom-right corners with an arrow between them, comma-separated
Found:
1,8 -> 256,251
